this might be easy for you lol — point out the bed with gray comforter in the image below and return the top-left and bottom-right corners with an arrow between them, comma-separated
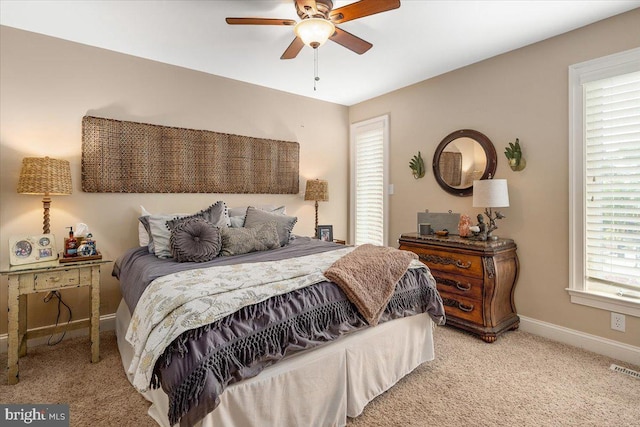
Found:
113,237 -> 445,427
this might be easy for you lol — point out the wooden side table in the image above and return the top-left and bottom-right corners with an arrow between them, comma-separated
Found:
399,233 -> 519,342
1,259 -> 110,384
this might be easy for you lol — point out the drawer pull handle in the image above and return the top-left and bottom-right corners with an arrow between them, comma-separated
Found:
458,303 -> 474,312
49,277 -> 61,283
456,282 -> 472,291
419,254 -> 471,269
436,277 -> 472,292
442,298 -> 475,312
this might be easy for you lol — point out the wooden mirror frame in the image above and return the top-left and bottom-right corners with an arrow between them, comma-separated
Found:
432,129 -> 497,197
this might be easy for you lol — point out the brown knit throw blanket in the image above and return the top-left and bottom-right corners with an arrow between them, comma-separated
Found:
324,244 -> 418,326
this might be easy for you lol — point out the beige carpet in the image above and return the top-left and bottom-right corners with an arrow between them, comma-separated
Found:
1,326 -> 638,427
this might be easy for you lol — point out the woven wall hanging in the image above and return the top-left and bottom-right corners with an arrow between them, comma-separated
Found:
81,116 -> 299,194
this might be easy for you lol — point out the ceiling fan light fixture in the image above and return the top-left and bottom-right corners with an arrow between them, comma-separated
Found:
294,18 -> 335,49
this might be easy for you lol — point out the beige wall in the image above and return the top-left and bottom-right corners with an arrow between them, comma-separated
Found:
349,9 -> 640,347
0,26 -> 349,333
2,9 -> 639,348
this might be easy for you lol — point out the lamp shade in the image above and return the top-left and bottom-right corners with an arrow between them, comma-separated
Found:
17,156 -> 72,195
304,179 -> 329,202
472,179 -> 509,208
294,18 -> 335,48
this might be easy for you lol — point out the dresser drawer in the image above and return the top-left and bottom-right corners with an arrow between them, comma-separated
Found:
432,270 -> 483,300
34,269 -> 81,291
440,291 -> 483,325
408,246 -> 483,278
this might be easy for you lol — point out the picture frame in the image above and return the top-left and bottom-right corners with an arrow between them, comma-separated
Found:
9,234 -> 58,266
317,225 -> 333,242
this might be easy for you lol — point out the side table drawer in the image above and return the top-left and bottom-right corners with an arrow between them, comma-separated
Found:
409,247 -> 483,278
34,269 -> 81,291
432,270 -> 483,300
440,291 -> 483,325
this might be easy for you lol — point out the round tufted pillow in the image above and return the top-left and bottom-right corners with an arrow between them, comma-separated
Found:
169,218 -> 222,262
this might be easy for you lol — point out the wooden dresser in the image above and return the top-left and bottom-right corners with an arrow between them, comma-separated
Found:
399,233 -> 519,342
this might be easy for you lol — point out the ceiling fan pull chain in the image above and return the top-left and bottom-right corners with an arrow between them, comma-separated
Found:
314,48 -> 320,91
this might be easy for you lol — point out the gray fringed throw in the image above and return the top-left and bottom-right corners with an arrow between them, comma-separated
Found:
324,244 -> 418,326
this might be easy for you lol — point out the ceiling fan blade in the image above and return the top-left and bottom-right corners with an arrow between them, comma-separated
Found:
281,37 -> 305,60
330,27 -> 372,55
329,0 -> 400,24
226,17 -> 296,26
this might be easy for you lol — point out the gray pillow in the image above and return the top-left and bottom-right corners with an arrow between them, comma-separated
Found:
219,221 -> 280,256
243,206 -> 297,247
166,201 -> 229,230
138,215 -> 153,251
170,218 -> 221,262
228,205 -> 286,218
144,201 -> 228,259
147,213 -> 184,258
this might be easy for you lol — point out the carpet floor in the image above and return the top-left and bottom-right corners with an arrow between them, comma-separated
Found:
1,325 -> 638,427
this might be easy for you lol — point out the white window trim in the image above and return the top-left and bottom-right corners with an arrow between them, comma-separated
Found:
349,115 -> 389,246
568,47 -> 640,317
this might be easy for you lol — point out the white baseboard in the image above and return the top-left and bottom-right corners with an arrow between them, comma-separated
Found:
0,313 -> 116,354
519,315 -> 640,366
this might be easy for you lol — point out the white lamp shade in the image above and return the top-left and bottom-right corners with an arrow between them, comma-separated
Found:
294,18 -> 335,48
473,179 -> 509,208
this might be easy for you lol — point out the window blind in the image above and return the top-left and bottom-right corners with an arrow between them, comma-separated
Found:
354,123 -> 385,246
584,70 -> 640,295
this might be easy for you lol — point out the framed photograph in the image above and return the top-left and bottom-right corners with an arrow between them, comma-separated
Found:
9,234 -> 58,266
317,225 -> 333,242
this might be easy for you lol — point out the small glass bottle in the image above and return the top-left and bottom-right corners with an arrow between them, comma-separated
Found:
64,226 -> 78,257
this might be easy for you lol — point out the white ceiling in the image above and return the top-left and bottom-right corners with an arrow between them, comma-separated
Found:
1,1 -> 639,106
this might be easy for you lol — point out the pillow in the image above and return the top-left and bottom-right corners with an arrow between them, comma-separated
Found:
229,216 -> 245,228
138,206 -> 152,246
166,201 -> 229,230
141,201 -> 230,258
139,206 -> 191,252
219,221 -> 280,256
147,214 -> 183,258
228,205 -> 286,218
170,218 -> 221,262
243,206 -> 297,247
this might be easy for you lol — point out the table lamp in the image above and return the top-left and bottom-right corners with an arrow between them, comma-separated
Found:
472,178 -> 509,240
17,156 -> 72,234
304,179 -> 328,236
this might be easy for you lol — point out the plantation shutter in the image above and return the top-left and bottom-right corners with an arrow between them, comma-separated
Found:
352,117 -> 387,246
584,70 -> 640,295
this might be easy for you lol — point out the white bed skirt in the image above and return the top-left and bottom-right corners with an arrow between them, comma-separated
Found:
115,300 -> 435,427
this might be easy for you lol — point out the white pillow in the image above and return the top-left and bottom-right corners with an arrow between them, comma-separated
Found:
138,206 -> 152,246
229,216 -> 245,228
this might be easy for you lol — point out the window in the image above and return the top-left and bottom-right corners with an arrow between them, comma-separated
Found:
568,48 -> 640,317
350,115 -> 389,246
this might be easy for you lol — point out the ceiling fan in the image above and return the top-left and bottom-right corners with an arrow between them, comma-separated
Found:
226,0 -> 401,60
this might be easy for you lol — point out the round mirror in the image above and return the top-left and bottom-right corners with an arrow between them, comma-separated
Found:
432,129 -> 497,196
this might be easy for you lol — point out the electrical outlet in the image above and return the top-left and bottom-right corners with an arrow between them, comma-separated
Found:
611,312 -> 625,332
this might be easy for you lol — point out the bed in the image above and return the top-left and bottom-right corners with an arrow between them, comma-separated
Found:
113,205 -> 445,427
